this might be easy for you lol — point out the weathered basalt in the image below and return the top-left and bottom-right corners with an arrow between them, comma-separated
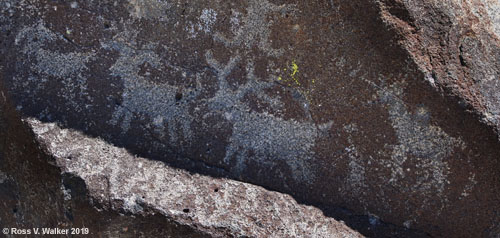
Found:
1,0 -> 499,237
0,79 -> 211,237
377,0 -> 500,134
0,78 -> 361,237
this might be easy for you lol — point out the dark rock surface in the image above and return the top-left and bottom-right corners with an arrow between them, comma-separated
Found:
0,79 -> 361,237
377,0 -> 500,135
0,80 -> 213,237
1,0 -> 499,237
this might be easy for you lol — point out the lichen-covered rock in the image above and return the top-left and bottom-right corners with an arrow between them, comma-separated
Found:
1,0 -> 499,237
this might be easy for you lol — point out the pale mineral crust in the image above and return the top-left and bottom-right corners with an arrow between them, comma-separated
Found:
0,0 -> 499,237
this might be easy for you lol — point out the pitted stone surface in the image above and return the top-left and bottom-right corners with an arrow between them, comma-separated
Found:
27,118 -> 362,238
1,0 -> 499,237
378,0 -> 500,134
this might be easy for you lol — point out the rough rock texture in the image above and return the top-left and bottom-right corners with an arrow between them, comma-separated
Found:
1,0 -> 499,237
0,80 -> 212,238
377,0 -> 500,134
0,80 -> 362,237
28,118 -> 362,238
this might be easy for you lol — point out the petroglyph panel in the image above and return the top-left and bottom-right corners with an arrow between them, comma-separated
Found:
2,0 -> 499,237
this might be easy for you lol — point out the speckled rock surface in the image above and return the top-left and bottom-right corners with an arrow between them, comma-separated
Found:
0,80 -> 213,238
0,80 -> 361,237
377,0 -> 500,134
1,0 -> 499,237
26,118 -> 362,238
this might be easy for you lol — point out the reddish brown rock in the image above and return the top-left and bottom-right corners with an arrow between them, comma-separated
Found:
0,78 -> 362,237
377,0 -> 500,134
1,0 -> 499,237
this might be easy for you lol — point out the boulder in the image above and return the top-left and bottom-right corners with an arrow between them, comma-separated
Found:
378,0 -> 500,134
0,79 -> 362,237
1,0 -> 499,237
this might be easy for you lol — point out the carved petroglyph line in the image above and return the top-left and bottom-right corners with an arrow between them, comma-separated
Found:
15,23 -> 95,114
199,8 -> 218,33
214,0 -> 295,57
185,8 -> 218,38
103,31 -> 198,145
204,50 -> 330,183
343,124 -> 368,198
204,50 -> 284,113
204,50 -> 242,109
215,1 -> 316,119
200,1 -> 334,183
376,82 -> 465,202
